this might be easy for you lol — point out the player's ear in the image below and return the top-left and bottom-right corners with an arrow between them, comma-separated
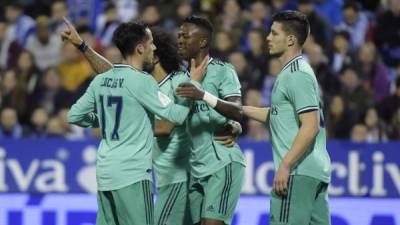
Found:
200,38 -> 208,49
136,44 -> 144,55
287,35 -> 295,47
153,55 -> 160,64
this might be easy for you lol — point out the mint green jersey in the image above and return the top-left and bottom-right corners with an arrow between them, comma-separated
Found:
68,64 -> 190,191
153,71 -> 191,187
269,56 -> 331,183
187,58 -> 246,178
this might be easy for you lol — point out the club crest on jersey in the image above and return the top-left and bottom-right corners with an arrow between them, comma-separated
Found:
271,106 -> 278,115
158,91 -> 171,107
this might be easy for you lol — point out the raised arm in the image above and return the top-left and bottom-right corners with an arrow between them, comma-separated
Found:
61,17 -> 113,73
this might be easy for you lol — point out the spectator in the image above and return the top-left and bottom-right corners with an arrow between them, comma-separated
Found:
29,67 -> 73,115
241,1 -> 270,50
50,0 -> 69,33
261,58 -> 281,106
329,30 -> 353,74
246,120 -> 268,141
355,41 -> 390,102
103,46 -> 122,64
326,95 -> 355,139
228,51 -> 258,92
387,108 -> 400,139
297,0 -> 331,48
0,19 -> 9,69
163,1 -> 193,31
336,1 -> 369,49
95,2 -> 120,47
57,42 -> 93,92
140,3 -> 163,27
4,3 -> 35,47
244,29 -> 267,78
0,107 -> 23,139
350,123 -> 368,143
305,43 -> 340,102
374,0 -> 400,66
0,69 -> 18,108
214,0 -> 247,47
15,50 -> 41,95
364,107 -> 387,143
315,0 -> 344,27
46,116 -> 64,138
211,31 -> 234,61
339,65 -> 374,121
244,89 -> 264,107
26,107 -> 49,138
57,108 -> 86,140
26,15 -> 62,71
77,25 -> 104,54
379,77 -> 400,124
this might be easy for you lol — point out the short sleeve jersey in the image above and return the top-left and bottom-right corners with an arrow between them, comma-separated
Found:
153,71 -> 191,187
186,58 -> 246,178
269,56 -> 331,183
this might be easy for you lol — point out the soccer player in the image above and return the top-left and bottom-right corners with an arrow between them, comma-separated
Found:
62,18 -> 239,225
174,16 -> 246,225
255,12 -> 331,225
194,11 -> 331,225
66,22 -> 199,225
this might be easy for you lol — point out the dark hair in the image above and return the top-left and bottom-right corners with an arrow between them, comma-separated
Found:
112,22 -> 148,59
183,16 -> 213,46
271,10 -> 310,46
396,77 -> 400,89
333,30 -> 350,41
343,0 -> 362,12
150,26 -> 182,74
76,25 -> 93,34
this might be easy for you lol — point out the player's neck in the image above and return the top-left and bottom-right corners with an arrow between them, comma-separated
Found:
279,48 -> 302,69
153,64 -> 168,82
125,56 -> 143,71
194,51 -> 209,66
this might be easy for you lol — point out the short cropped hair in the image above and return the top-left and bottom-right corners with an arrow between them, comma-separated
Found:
272,10 -> 310,46
183,16 -> 213,46
112,22 -> 148,59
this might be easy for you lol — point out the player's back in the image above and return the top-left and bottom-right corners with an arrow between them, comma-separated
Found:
91,64 -> 155,191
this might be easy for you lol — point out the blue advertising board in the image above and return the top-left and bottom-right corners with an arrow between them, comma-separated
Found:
0,139 -> 399,225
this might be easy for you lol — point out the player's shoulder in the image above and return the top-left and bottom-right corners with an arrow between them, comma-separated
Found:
209,58 -> 236,74
282,56 -> 314,78
208,58 -> 231,68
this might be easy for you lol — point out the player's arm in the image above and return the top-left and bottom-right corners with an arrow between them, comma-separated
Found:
61,17 -> 113,73
130,75 -> 190,125
67,82 -> 99,128
176,59 -> 243,121
154,119 -> 175,136
242,106 -> 270,123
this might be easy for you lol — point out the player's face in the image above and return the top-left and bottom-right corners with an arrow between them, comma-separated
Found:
177,23 -> 202,60
142,28 -> 157,72
266,22 -> 288,57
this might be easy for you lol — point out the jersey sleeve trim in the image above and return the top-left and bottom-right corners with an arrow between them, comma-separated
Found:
297,105 -> 318,114
222,93 -> 242,99
158,74 -> 172,87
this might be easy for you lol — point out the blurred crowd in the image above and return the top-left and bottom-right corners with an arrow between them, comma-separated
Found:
0,0 -> 399,143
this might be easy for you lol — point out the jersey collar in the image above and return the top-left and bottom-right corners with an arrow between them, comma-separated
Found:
280,55 -> 303,73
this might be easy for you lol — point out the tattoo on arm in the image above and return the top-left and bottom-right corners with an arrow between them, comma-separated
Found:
84,47 -> 113,74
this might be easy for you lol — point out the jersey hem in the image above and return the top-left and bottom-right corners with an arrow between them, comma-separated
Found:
97,177 -> 152,191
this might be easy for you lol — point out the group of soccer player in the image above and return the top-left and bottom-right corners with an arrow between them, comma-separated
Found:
64,9 -> 331,225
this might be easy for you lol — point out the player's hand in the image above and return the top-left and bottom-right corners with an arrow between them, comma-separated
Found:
176,82 -> 205,100
227,120 -> 242,137
274,162 -> 290,196
190,56 -> 209,81
61,17 -> 84,47
214,135 -> 236,147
